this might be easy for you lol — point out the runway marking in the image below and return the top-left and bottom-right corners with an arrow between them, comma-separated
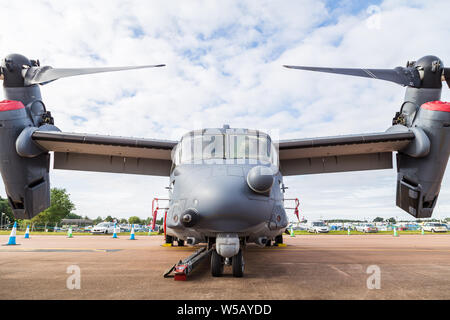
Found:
249,247 -> 450,253
328,264 -> 352,278
0,248 -> 121,253
2,246 -> 450,254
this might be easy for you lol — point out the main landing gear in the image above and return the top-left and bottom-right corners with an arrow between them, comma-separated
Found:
274,234 -> 283,246
265,234 -> 284,247
165,235 -> 185,246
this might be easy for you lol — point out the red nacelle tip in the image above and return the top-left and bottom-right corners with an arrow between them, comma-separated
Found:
0,100 -> 25,112
421,101 -> 450,112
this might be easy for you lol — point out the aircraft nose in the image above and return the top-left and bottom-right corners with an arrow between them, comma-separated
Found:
191,175 -> 274,232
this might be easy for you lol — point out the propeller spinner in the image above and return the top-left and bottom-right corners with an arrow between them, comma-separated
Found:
284,55 -> 449,89
0,53 -> 165,87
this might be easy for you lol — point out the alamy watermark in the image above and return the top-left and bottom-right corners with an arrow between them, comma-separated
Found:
173,127 -> 280,169
66,265 -> 81,290
366,265 -> 381,289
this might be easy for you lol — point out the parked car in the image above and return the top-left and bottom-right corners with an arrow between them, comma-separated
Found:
423,223 -> 448,233
286,223 -> 305,231
329,224 -> 344,231
133,225 -> 145,232
355,223 -> 378,233
119,224 -> 130,232
91,222 -> 116,234
307,221 -> 329,233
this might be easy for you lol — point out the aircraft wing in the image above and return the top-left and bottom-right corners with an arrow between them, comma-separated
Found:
32,130 -> 178,176
277,131 -> 415,176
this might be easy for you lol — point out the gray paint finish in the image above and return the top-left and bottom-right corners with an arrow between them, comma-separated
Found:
53,152 -> 172,176
33,131 -> 177,160
281,152 -> 393,176
278,132 -> 414,160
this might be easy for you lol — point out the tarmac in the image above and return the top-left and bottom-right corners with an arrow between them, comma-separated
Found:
0,234 -> 449,299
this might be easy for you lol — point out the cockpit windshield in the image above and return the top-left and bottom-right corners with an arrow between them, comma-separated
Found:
181,133 -> 224,162
172,129 -> 278,166
228,134 -> 270,160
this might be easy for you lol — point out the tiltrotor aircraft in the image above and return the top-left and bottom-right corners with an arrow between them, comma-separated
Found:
1,53 -> 450,278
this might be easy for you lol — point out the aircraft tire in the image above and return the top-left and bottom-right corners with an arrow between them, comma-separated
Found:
232,250 -> 244,278
177,239 -> 185,246
274,234 -> 283,245
165,235 -> 174,244
265,240 -> 272,247
211,250 -> 224,277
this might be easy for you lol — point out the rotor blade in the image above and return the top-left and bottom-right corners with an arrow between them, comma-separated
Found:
24,64 -> 165,85
444,68 -> 450,88
283,65 -> 421,87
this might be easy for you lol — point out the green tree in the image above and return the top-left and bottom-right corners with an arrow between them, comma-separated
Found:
128,216 -> 142,225
65,212 -> 82,219
0,196 -> 14,227
31,188 -> 75,230
93,216 -> 103,224
373,217 -> 384,222
19,219 -> 32,230
105,215 -> 113,222
120,218 -> 128,224
387,217 -> 396,224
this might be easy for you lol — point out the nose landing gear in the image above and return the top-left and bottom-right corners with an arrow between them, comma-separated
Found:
211,234 -> 245,277
164,237 -> 246,280
211,248 -> 245,277
231,249 -> 244,277
211,249 -> 224,277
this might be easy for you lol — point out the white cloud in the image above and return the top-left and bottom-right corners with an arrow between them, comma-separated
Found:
1,0 -> 450,221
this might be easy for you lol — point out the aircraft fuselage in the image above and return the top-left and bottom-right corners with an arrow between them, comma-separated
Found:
165,127 -> 288,247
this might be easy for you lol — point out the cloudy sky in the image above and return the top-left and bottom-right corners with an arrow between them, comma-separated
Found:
1,0 -> 450,221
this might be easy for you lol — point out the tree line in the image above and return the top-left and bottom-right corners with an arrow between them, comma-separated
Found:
3,189 -> 448,230
0,188 -> 157,230
92,215 -> 161,226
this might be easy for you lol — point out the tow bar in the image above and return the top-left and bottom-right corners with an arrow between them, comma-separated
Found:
163,246 -> 213,281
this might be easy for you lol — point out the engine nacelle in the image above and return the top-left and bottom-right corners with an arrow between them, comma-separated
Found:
396,101 -> 450,218
0,100 -> 55,219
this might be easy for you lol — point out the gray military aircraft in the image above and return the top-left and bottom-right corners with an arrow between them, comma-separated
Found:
1,53 -> 449,278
